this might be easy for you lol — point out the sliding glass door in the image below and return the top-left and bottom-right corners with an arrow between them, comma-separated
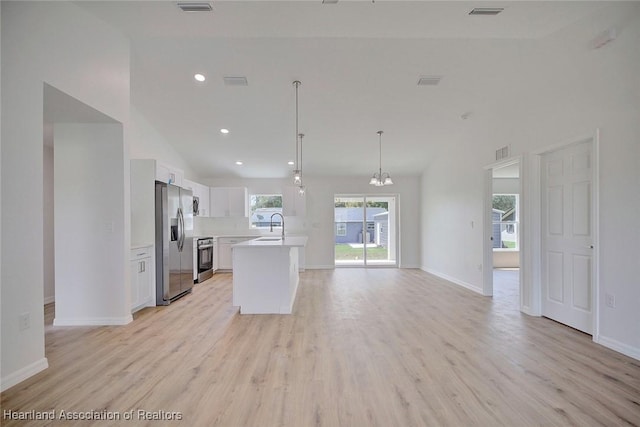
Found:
334,195 -> 397,267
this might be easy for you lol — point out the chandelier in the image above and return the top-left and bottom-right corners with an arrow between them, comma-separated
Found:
369,131 -> 393,186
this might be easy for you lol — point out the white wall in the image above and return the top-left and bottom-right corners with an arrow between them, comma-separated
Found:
129,105 -> 197,179
196,175 -> 421,269
1,1 -> 130,390
421,4 -> 640,358
43,142 -> 55,304
54,123 -> 130,325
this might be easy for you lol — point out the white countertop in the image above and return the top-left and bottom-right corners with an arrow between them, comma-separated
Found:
232,236 -> 308,248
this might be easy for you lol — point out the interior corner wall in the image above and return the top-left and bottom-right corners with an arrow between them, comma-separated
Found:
129,105 -> 197,180
1,1 -> 130,390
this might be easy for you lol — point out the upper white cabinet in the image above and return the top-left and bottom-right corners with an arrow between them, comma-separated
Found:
183,179 -> 210,217
282,186 -> 306,217
210,187 -> 248,217
155,162 -> 184,187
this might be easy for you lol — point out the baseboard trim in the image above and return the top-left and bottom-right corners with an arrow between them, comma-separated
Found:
421,267 -> 484,295
1,358 -> 49,392
596,335 -> 640,361
53,315 -> 133,326
43,296 -> 55,305
305,265 -> 335,270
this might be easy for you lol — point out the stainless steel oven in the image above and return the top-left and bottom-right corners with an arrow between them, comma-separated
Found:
196,237 -> 214,282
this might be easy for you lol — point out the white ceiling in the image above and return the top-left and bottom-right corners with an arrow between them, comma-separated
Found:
76,1 -> 613,179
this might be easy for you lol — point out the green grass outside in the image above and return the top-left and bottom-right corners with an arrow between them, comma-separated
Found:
334,243 -> 388,260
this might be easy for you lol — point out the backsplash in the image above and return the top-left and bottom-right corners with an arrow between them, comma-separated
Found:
194,216 -> 308,237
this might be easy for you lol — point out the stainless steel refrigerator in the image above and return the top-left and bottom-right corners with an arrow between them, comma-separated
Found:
155,181 -> 194,305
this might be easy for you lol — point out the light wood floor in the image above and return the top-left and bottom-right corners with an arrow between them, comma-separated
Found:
2,269 -> 639,426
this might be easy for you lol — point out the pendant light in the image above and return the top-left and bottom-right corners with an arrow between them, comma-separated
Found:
369,131 -> 393,186
298,133 -> 305,195
292,81 -> 302,185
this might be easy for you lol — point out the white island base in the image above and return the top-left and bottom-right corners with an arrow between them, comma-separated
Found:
232,237 -> 307,314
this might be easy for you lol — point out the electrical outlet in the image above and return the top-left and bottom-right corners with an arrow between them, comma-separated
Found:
605,293 -> 616,308
19,312 -> 30,331
477,264 -> 483,271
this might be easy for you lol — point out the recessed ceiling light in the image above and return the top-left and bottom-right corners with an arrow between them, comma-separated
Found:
220,128 -> 230,134
235,161 -> 243,165
287,161 -> 295,166
194,73 -> 206,82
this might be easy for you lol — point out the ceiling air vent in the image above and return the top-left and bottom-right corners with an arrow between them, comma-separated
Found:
417,76 -> 443,86
177,2 -> 213,12
223,76 -> 248,86
469,8 -> 504,16
322,0 -> 339,4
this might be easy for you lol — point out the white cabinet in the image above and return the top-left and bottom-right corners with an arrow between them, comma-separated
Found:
210,187 -> 248,217
155,162 -> 184,187
193,239 -> 198,282
218,237 -> 253,270
184,180 -> 211,217
282,186 -> 306,217
130,246 -> 153,312
212,237 -> 219,272
196,182 -> 210,217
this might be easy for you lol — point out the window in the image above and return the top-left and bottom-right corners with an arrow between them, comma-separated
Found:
336,223 -> 347,236
249,194 -> 282,228
492,194 -> 519,250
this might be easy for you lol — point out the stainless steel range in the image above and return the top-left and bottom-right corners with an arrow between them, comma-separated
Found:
196,237 -> 215,282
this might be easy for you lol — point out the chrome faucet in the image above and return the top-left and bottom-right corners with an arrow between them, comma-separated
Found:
270,213 -> 285,239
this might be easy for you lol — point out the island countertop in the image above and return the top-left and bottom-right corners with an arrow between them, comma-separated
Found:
232,236 -> 308,248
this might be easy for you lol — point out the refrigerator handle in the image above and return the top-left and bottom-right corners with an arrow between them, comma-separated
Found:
177,207 -> 184,251
179,208 -> 185,251
180,208 -> 185,250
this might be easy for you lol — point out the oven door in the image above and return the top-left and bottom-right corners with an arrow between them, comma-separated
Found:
197,243 -> 214,281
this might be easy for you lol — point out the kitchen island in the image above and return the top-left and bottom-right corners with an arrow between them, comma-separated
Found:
232,236 -> 308,314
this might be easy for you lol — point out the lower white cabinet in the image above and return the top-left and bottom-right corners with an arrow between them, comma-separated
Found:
130,246 -> 153,312
218,237 -> 253,270
193,239 -> 198,282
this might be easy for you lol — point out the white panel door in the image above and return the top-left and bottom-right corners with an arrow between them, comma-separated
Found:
541,140 -> 594,333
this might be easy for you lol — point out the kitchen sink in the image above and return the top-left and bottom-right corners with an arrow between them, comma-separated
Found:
255,237 -> 282,242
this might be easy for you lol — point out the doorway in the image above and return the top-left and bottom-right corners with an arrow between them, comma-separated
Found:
334,195 -> 397,267
483,158 -> 523,310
